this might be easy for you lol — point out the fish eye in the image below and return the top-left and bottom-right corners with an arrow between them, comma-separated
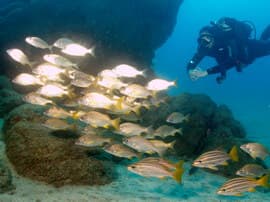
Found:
131,166 -> 136,169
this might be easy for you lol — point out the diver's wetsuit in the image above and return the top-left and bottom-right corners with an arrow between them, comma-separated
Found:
187,24 -> 270,82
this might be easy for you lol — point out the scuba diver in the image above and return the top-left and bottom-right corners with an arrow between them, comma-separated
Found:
187,17 -> 270,84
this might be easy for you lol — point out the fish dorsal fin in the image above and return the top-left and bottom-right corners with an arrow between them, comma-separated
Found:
214,146 -> 226,152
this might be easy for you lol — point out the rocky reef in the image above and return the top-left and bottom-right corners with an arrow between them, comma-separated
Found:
141,93 -> 266,177
3,104 -> 111,187
1,88 -> 265,183
0,159 -> 14,193
0,0 -> 184,76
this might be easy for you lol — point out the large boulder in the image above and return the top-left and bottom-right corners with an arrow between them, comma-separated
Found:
0,159 -> 14,193
3,104 -> 111,187
0,88 -> 23,118
0,75 -> 24,118
0,0 -> 184,76
140,93 -> 266,177
142,93 -> 246,157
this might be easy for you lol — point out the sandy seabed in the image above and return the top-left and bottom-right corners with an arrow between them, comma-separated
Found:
0,119 -> 269,202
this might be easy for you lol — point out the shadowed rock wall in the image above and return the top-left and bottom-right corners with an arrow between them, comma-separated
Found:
0,0 -> 183,76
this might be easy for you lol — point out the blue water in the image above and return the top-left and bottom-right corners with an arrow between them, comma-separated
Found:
155,0 -> 270,147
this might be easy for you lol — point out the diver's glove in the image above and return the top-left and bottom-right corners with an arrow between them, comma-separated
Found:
188,67 -> 208,81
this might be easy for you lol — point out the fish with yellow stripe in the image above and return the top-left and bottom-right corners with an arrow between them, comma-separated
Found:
217,175 -> 269,196
127,157 -> 184,183
79,111 -> 120,130
192,146 -> 239,170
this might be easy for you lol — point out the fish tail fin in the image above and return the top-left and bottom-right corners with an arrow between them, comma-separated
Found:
71,111 -> 85,119
175,160 -> 184,170
88,46 -> 96,57
133,106 -> 141,116
67,89 -> 76,99
172,160 -> 184,183
156,148 -> 167,157
256,174 -> 270,187
169,140 -> 176,149
28,61 -> 37,68
141,69 -> 147,78
115,96 -> 124,110
151,91 -> 157,99
48,45 -> 53,53
229,145 -> 239,162
111,118 -> 120,130
146,125 -> 154,134
39,75 -> 48,84
173,79 -> 178,87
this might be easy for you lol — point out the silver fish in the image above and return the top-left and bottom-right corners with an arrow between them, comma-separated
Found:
120,84 -> 152,99
12,73 -> 43,86
103,144 -> 139,159
23,92 -> 53,106
79,111 -> 120,130
116,122 -> 152,137
36,84 -> 69,98
152,125 -> 182,138
42,118 -> 75,130
166,112 -> 189,124
217,175 -> 269,196
146,79 -> 176,91
75,133 -> 111,147
53,38 -> 75,49
78,92 -> 119,110
43,54 -> 79,69
236,164 -> 269,178
61,43 -> 95,57
240,143 -> 270,160
44,106 -> 73,119
32,63 -> 67,81
69,70 -> 95,88
112,64 -> 145,78
6,48 -> 32,67
25,36 -> 52,50
123,136 -> 162,156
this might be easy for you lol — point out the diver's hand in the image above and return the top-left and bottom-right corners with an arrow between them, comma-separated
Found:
189,67 -> 208,81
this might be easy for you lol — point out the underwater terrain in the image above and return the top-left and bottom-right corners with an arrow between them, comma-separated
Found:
0,0 -> 270,201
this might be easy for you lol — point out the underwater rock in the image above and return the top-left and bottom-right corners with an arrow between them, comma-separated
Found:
1,0 -> 184,76
0,160 -> 14,193
141,93 -> 246,157
0,75 -> 13,90
167,93 -> 246,157
3,105 -> 111,187
0,88 -> 23,118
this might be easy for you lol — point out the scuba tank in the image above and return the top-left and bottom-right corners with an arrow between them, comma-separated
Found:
211,17 -> 255,41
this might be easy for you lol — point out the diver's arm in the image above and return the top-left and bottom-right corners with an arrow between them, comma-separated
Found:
186,51 -> 205,71
206,61 -> 235,83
